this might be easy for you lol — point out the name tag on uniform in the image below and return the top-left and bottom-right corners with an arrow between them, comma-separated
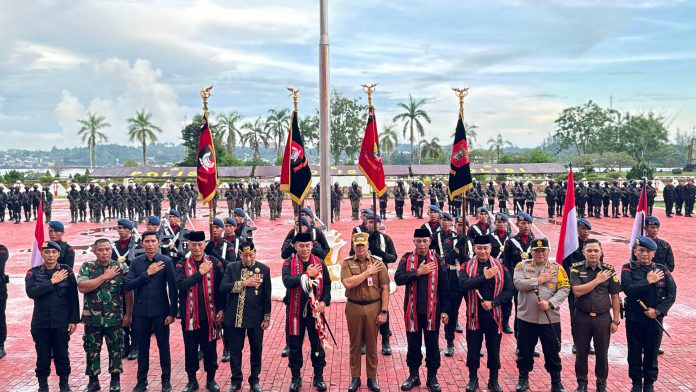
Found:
350,265 -> 361,270
367,276 -> 373,287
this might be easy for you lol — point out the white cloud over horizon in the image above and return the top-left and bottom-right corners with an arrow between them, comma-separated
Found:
0,0 -> 695,151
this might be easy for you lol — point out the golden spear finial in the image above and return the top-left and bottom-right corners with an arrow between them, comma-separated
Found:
362,83 -> 377,108
200,85 -> 213,116
452,87 -> 469,118
287,87 -> 300,111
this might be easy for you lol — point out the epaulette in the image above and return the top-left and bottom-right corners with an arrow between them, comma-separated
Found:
371,254 -> 383,261
602,264 -> 615,271
342,256 -> 354,262
571,261 -> 584,268
514,261 -> 523,270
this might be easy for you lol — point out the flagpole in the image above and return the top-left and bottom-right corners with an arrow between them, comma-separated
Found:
289,87 -> 303,235
201,85 -> 214,240
363,84 -> 378,232
453,87 -> 469,219
319,0 -> 331,231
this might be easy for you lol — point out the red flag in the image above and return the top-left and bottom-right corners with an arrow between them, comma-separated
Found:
280,110 -> 312,204
358,107 -> 386,196
555,167 -> 579,264
196,113 -> 218,204
629,183 -> 648,249
31,197 -> 44,267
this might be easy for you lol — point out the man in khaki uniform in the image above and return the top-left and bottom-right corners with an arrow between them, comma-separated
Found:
341,232 -> 390,392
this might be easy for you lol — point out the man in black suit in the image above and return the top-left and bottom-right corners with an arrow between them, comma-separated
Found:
125,231 -> 178,392
221,241 -> 271,392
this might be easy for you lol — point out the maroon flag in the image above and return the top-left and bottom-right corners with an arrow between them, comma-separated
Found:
196,114 -> 218,204
280,110 -> 312,204
358,107 -> 386,196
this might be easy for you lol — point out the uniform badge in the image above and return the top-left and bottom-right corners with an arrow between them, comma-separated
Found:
548,283 -> 554,289
521,252 -> 528,260
117,256 -> 126,263
367,276 -> 373,287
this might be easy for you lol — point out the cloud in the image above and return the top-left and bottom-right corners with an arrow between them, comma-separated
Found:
4,41 -> 88,71
55,58 -> 187,146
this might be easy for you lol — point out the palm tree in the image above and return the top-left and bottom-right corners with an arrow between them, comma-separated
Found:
379,124 -> 398,163
241,117 -> 271,161
419,137 -> 443,160
77,112 -> 110,170
264,108 -> 291,160
127,109 -> 162,165
217,111 -> 243,156
487,133 -> 513,159
393,95 -> 431,165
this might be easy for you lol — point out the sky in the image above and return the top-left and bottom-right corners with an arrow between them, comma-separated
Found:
1,0 -> 695,151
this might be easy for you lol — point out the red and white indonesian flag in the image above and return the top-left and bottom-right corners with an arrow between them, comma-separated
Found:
628,184 -> 648,250
31,197 -> 44,267
555,167 -> 578,264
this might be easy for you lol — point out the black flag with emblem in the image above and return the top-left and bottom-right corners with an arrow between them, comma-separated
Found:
448,112 -> 473,198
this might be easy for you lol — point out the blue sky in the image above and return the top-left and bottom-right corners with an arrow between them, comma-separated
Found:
1,0 -> 695,150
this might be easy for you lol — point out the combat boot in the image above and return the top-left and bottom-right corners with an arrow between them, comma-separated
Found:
443,340 -> 454,357
109,373 -> 121,392
381,336 -> 392,356
59,376 -> 74,392
550,372 -> 566,392
38,377 -> 49,392
85,375 -> 100,392
487,371 -> 503,392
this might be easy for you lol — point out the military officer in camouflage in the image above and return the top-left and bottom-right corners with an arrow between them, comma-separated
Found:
77,238 -> 134,392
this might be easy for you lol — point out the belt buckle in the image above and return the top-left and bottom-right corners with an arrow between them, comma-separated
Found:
589,312 -> 597,317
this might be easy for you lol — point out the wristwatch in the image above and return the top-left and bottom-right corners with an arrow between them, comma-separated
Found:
612,320 -> 621,326
380,309 -> 388,315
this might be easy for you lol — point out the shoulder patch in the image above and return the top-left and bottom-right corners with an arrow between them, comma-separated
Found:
515,262 -> 522,270
371,255 -> 383,261
571,261 -> 584,267
603,264 -> 615,270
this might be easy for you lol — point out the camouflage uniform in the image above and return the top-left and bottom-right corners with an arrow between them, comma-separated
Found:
348,183 -> 361,220
42,187 -> 53,222
77,259 -> 130,376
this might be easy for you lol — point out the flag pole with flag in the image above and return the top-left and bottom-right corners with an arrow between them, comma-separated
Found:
31,197 -> 45,267
196,85 -> 218,238
448,88 -> 473,218
628,178 -> 649,250
555,164 -> 579,264
280,88 -> 312,232
358,84 -> 386,230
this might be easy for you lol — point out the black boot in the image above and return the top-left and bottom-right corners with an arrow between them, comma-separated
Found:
595,379 -> 606,392
381,337 -> 392,356
643,381 -> 654,392
503,323 -> 513,334
400,373 -> 421,391
515,373 -> 529,392
465,376 -> 478,392
426,374 -> 441,392
0,345 -> 6,358
573,381 -> 587,392
182,373 -> 199,392
221,350 -> 230,363
288,377 -> 301,392
281,345 -> 290,357
361,343 -> 366,355
487,371 -> 503,392
367,378 -> 380,392
443,340 -> 454,357
38,377 -> 49,392
205,375 -> 220,392
347,378 -> 361,392
109,374 -> 120,392
86,375 -> 101,392
59,376 -> 73,392
313,373 -> 327,392
630,379 -> 642,392
551,372 -> 566,392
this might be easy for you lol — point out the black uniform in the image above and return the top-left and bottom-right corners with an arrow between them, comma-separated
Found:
204,238 -> 239,265
621,261 -> 676,387
281,229 -> 328,260
394,252 -> 450,379
124,253 -> 178,385
674,182 -> 684,215
663,183 -> 675,217
569,261 -> 622,388
0,245 -> 6,353
25,264 -> 80,379
281,256 -> 331,380
459,258 -> 514,373
55,241 -> 76,270
175,256 -> 225,379
221,260 -> 272,386
502,233 -> 535,334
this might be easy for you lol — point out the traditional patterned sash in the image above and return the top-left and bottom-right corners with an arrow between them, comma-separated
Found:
465,256 -> 504,334
286,253 -> 324,336
184,256 -> 217,341
404,249 -> 439,332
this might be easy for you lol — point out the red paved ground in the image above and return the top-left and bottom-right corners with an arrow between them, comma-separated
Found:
1,198 -> 694,391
